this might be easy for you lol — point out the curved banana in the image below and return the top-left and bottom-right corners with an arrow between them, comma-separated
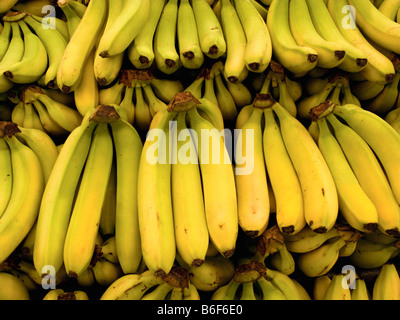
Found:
315,116 -> 379,233
63,122 -> 114,278
351,79 -> 385,101
0,22 -> 12,62
313,275 -> 331,300
263,107 -> 305,235
171,112 -> 209,267
378,0 -> 400,20
58,0 -> 82,37
134,83 -> 152,133
192,0 -> 226,59
187,105 -> 238,258
33,119 -> 97,276
348,0 -> 400,54
0,0 -> 18,14
327,112 -> 400,236
31,99 -> 69,136
214,66 -> 238,123
264,268 -> 302,300
109,118 -> 143,274
0,272 -> 30,300
150,78 -> 184,104
234,0 -> 272,73
266,0 -> 318,75
328,0 -> 395,84
99,81 -> 125,105
177,0 -> 204,69
92,259 -> 123,287
296,236 -> 347,278
138,108 -> 177,277
142,84 -> 168,117
220,0 -> 248,84
351,278 -> 370,300
235,107 -> 269,238
226,81 -> 253,109
23,102 -> 45,132
97,0 -> 150,58
196,97 -> 225,133
323,274 -> 352,300
57,0 -> 107,93
0,130 -> 44,264
372,263 -> 400,300
272,99 -> 338,234
153,0 -> 181,75
0,138 -> 12,218
306,0 -> 368,73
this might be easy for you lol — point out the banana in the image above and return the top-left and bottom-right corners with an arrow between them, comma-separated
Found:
0,22 -> 24,94
119,84 -> 135,125
110,118 -> 143,274
267,243 -> 296,276
351,79 -> 385,101
254,276 -> 287,300
3,20 -> 47,85
378,0 -> 400,20
150,78 -> 184,104
68,0 -> 87,18
313,275 -> 332,300
306,0 -> 368,73
348,0 -> 400,54
327,112 -> 400,236
23,15 -> 67,89
220,0 -> 248,84
372,263 -> 400,300
0,272 -> 30,300
59,0 -> 82,37
214,66 -> 238,124
0,138 -> 12,218
323,274 -> 352,300
296,236 -> 347,278
276,75 -> 297,117
97,0 -> 150,58
0,22 -> 12,62
99,81 -> 125,105
31,14 -> 70,43
33,119 -> 97,276
226,81 -> 253,109
262,107 -> 305,235
315,116 -> 379,233
138,108 -> 177,277
266,0 -> 318,75
31,99 -> 69,136
348,238 -> 400,269
127,0 -> 165,69
235,107 -> 269,238
100,270 -> 163,300
365,69 -> 400,114
0,0 -> 18,14
197,97 -> 225,133
192,0 -> 226,59
0,127 -> 44,264
15,126 -> 59,185
10,100 -> 24,127
14,0 -> 60,17
233,0 -> 272,73
271,98 -> 338,234
177,0 -> 205,69
386,106 -> 400,134
153,0 -> 181,75
187,104 -> 238,258
141,281 -> 174,300
332,104 -> 400,210
142,83 -> 168,117
264,268 -> 302,300
328,0 -> 396,84
283,225 -> 341,253
23,102 -> 45,132
171,112 -> 209,267
351,278 -> 371,300
57,0 -> 107,93
74,49 -> 99,117
92,259 -> 123,287
341,81 -> 362,106
134,83 -> 152,133
63,122 -> 114,278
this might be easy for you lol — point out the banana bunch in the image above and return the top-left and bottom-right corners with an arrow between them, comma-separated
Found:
236,93 -> 338,236
0,120 -> 57,265
33,104 -> 143,279
211,260 -> 304,300
101,266 -> 201,300
372,263 -> 400,300
138,92 -> 237,277
11,85 -> 82,136
99,69 -> 184,132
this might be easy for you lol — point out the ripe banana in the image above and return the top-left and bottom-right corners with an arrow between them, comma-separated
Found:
57,0 -> 107,93
31,99 -> 68,136
235,107 -> 270,238
171,112 -> 209,267
234,0 -> 272,73
110,118 -> 143,274
327,112 -> 400,236
127,0 -> 166,69
192,0 -> 226,59
154,0 -> 181,75
323,274 -> 352,300
289,0 -> 346,69
372,263 -> 400,300
214,65 -> 238,124
328,0 -> 396,84
351,79 -> 385,101
0,0 -> 19,14
263,107 -> 305,235
378,0 -> 400,20
313,275 -> 332,300
315,116 -> 379,233
177,0 -> 204,69
351,278 -> 371,300
187,104 -> 238,258
97,0 -> 150,58
0,272 -> 30,300
220,0 -> 248,84
33,119 -> 97,276
0,127 -> 44,264
266,0 -> 318,75
0,138 -> 12,218
0,21 -> 11,62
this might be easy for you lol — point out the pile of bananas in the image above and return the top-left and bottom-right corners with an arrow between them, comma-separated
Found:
1,0 -> 400,301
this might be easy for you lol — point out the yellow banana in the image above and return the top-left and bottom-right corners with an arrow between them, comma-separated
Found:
110,118 -> 143,274
214,65 -> 238,124
0,137 -> 12,218
0,0 -> 19,14
378,0 -> 400,20
323,274 -> 352,300
372,263 -> 400,300
0,21 -> 11,62
134,83 -> 152,133
31,99 -> 69,136
0,272 -> 30,300
351,278 -> 371,300
313,275 -> 331,300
